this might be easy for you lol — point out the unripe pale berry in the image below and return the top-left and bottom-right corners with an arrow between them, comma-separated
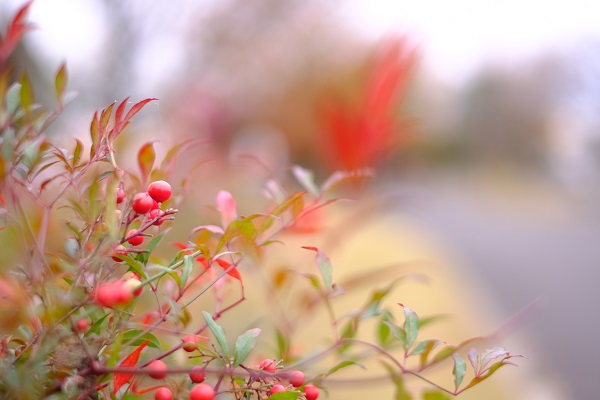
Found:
189,383 -> 215,400
124,277 -> 143,296
289,370 -> 305,387
304,384 -> 319,400
182,335 -> 200,352
126,229 -> 144,246
259,358 -> 277,373
148,180 -> 172,203
112,245 -> 128,262
132,192 -> 154,214
155,387 -> 173,400
148,360 -> 168,379
270,384 -> 286,395
189,366 -> 206,383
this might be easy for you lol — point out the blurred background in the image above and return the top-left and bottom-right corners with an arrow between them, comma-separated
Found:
3,0 -> 600,398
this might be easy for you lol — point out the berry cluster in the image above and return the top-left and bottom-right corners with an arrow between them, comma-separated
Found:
148,357 -> 317,400
96,181 -> 174,308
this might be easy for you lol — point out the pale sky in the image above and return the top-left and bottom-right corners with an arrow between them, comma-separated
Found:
8,0 -> 600,86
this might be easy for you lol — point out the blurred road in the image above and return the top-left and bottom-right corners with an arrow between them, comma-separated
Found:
392,176 -> 600,399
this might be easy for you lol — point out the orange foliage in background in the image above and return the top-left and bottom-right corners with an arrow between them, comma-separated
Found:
319,38 -> 417,171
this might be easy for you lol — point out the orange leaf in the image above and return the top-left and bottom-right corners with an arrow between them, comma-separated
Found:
113,340 -> 149,394
137,142 -> 156,185
214,258 -> 242,282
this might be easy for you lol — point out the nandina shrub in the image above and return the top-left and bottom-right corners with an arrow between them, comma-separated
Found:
0,3 -> 523,400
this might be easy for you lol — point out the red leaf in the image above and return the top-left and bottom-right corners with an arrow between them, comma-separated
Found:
173,242 -> 189,251
115,97 -> 130,126
113,340 -> 149,394
124,98 -> 157,124
0,1 -> 34,65
214,258 -> 242,282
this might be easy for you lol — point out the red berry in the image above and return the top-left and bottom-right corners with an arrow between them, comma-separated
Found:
259,358 -> 277,373
95,283 -> 121,307
112,245 -> 128,262
155,387 -> 173,400
189,366 -> 206,383
148,180 -> 172,203
189,383 -> 215,400
270,384 -> 286,395
75,317 -> 88,332
116,187 -> 126,204
289,370 -> 305,387
126,229 -> 144,246
148,360 -> 168,379
304,384 -> 319,400
132,192 -> 154,214
182,335 -> 200,352
149,208 -> 165,225
152,200 -> 159,209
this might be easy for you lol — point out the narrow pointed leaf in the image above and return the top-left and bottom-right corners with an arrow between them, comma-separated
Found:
113,340 -> 149,394
180,255 -> 193,289
124,98 -> 157,123
402,306 -> 419,349
268,393 -> 300,400
55,62 -> 67,101
233,328 -> 261,366
202,311 -> 230,358
324,360 -> 365,377
137,142 -> 155,185
301,246 -> 333,289
452,352 -> 466,390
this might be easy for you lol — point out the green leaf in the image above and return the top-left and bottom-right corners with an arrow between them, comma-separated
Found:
377,319 -> 391,346
147,230 -> 169,254
452,352 -> 466,390
275,328 -> 289,360
6,83 -> 21,115
89,111 -> 99,157
180,255 -> 193,289
324,360 -> 365,377
268,392 -> 300,400
55,62 -> 68,102
20,73 -> 34,114
202,311 -> 230,358
72,138 -> 83,169
423,390 -> 451,400
301,246 -> 333,289
85,313 -> 109,336
216,218 -> 256,252
120,330 -> 161,349
431,346 -> 456,365
402,306 -> 420,349
409,339 -> 440,356
384,321 -> 406,346
233,328 -> 261,366
257,191 -> 307,235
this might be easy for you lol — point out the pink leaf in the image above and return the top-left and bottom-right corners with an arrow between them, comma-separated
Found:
216,190 -> 237,226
